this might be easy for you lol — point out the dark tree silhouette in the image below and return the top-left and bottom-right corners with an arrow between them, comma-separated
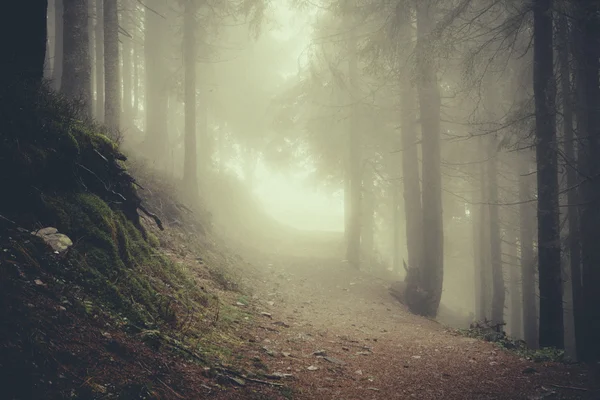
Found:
0,1 -> 49,85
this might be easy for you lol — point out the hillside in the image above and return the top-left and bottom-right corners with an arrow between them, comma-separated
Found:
1,86 -> 599,400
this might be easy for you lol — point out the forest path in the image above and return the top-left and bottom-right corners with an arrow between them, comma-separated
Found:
228,251 -> 599,400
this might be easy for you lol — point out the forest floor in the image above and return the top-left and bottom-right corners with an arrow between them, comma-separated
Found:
3,223 -> 600,400
203,248 -> 600,400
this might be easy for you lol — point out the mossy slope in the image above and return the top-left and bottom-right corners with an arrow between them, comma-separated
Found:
0,84 -> 196,327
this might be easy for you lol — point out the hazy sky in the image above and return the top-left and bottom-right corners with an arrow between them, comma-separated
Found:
249,3 -> 345,232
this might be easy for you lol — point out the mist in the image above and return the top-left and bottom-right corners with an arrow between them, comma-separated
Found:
2,0 -> 600,398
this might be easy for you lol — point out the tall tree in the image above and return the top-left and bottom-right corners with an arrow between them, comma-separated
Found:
121,1 -> 134,128
53,0 -> 64,90
0,1 -> 48,85
95,0 -> 105,121
519,155 -> 538,348
345,12 -> 362,269
398,2 -> 422,273
182,0 -> 199,198
62,0 -> 92,115
557,9 -> 583,358
572,0 -> 600,361
487,138 -> 505,326
104,0 -> 120,130
145,0 -> 170,166
415,0 -> 444,316
532,0 -> 563,349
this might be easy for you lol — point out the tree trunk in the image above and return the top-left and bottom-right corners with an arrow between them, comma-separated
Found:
345,24 -> 361,269
415,1 -> 443,317
121,0 -> 133,128
53,0 -> 64,90
362,164 -> 376,270
62,0 -> 92,115
94,0 -> 104,122
533,0 -> 564,349
103,0 -> 120,131
487,138 -> 505,327
182,1 -> 199,198
398,3 -> 422,273
0,1 -> 48,86
508,230 -> 522,339
572,0 -> 600,362
519,155 -> 538,348
557,10 -> 583,359
145,0 -> 169,167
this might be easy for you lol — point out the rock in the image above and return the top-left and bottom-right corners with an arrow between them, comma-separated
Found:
411,355 -> 421,359
267,301 -> 275,306
355,369 -> 363,375
260,312 -> 272,319
356,351 -> 370,356
34,279 -> 45,286
236,302 -> 247,307
307,365 -> 318,371
273,321 -> 290,328
282,352 -> 292,358
33,227 -> 73,253
313,350 -> 327,356
324,356 -> 345,365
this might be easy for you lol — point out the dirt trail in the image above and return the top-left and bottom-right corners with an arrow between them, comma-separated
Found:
231,252 -> 599,400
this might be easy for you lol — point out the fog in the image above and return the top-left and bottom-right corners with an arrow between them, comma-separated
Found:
40,0 -> 593,358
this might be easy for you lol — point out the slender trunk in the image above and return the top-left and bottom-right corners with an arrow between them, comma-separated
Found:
477,138 -> 491,321
0,1 -> 48,86
558,11 -> 583,359
62,0 -> 92,116
573,0 -> 600,362
183,1 -> 199,198
392,182 -> 402,273
103,0 -> 120,131
362,164 -> 375,270
346,24 -> 361,269
508,229 -> 522,339
53,0 -> 64,90
488,139 -> 505,327
94,0 -> 104,121
145,0 -> 169,166
88,0 -> 96,114
121,0 -> 133,128
398,3 -> 422,273
519,156 -> 538,348
533,0 -> 564,349
415,1 -> 443,317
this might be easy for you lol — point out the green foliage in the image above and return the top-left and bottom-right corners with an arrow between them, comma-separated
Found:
458,321 -> 564,363
0,84 -> 199,328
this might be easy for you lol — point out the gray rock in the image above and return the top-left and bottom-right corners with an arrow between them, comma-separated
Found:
33,227 -> 73,253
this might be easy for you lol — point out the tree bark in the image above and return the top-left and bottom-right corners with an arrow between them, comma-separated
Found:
557,10 -> 583,359
362,164 -> 376,270
62,0 -> 92,115
121,0 -> 133,128
183,1 -> 199,198
53,0 -> 64,90
0,1 -> 48,86
487,138 -> 505,327
397,2 -> 422,273
415,1 -> 444,317
345,21 -> 362,269
95,0 -> 104,121
533,0 -> 564,349
519,155 -> 538,348
103,0 -> 120,131
475,138 -> 491,321
572,0 -> 600,362
145,0 -> 169,166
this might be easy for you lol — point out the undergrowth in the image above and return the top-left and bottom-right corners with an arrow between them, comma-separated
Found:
458,320 -> 565,363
